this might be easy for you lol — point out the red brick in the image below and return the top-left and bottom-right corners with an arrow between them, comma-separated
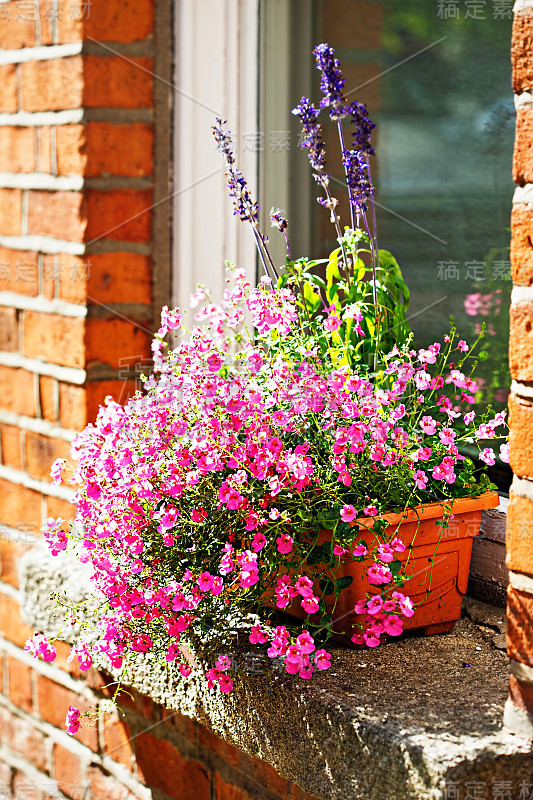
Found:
509,673 -> 533,716
36,674 -> 98,751
86,319 -> 151,369
57,122 -> 154,178
0,478 -> 41,531
27,191 -> 86,242
0,2 -> 37,48
8,655 -> 33,713
291,784 -> 323,800
514,108 -> 533,186
135,733 -> 211,800
25,432 -> 72,483
110,686 -> 155,720
55,124 -> 86,176
0,64 -> 17,113
161,707 -> 197,741
39,125 -> 52,173
322,0 -> 382,51
214,773 -> 255,800
0,706 -> 48,772
509,394 -> 533,478
507,586 -> 533,668
45,0 -> 81,44
59,383 -> 87,430
88,766 -> 139,800
40,376 -> 58,423
0,188 -> 22,236
0,537 -> 33,589
87,252 -> 152,304
24,312 -> 85,368
1,424 -> 22,469
84,0 -> 154,42
83,57 -> 153,109
45,495 -> 76,524
200,725 -> 290,799
53,743 -> 81,788
0,307 -> 18,351
86,123 -> 153,177
85,190 -> 153,243
197,724 -> 241,768
0,366 -> 35,416
42,254 -> 88,305
103,714 -> 133,770
512,10 -> 533,93
86,380 -> 137,424
0,248 -> 39,296
0,592 -> 36,648
0,127 -> 36,173
511,205 -> 533,286
21,58 -> 83,112
509,303 -> 533,381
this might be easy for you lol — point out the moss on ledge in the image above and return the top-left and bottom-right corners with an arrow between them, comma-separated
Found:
20,545 -> 533,800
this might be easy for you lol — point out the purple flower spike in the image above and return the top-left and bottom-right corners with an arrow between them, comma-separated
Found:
347,101 -> 375,156
292,98 -> 327,173
313,43 -> 347,121
212,117 -> 260,226
342,149 -> 372,211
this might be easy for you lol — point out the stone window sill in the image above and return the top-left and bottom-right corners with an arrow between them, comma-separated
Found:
19,506 -> 532,800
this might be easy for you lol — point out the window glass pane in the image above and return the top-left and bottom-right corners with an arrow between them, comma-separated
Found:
289,1 -> 514,413
376,0 -> 514,413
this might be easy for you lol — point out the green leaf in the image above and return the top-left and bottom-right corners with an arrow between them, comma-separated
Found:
319,577 -> 335,596
334,576 -> 353,595
307,544 -> 331,565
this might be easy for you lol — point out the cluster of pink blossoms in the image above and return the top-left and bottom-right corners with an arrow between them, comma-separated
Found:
31,267 -> 508,736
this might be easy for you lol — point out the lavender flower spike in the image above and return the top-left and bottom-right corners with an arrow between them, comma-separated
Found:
342,149 -> 373,212
313,43 -> 347,121
212,117 -> 260,227
347,101 -> 375,156
292,98 -> 327,173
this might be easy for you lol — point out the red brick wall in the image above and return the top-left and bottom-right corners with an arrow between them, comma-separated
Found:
0,1 -> 319,798
505,1 -> 533,740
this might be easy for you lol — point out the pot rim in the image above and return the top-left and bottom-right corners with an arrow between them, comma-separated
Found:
353,489 -> 500,528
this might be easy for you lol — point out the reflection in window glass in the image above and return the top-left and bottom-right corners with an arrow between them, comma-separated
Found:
375,2 -> 514,412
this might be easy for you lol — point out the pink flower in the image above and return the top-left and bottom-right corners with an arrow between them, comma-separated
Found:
324,315 -> 342,332
215,655 -> 232,671
25,633 -> 57,663
314,649 -> 331,670
352,543 -> 368,558
198,572 -> 214,592
340,504 -> 357,523
296,631 -> 315,654
420,416 -> 437,435
249,624 -> 269,644
383,614 -> 403,636
276,534 -> 293,554
363,505 -> 378,517
65,706 -> 81,736
218,675 -> 234,693
367,595 -> 383,615
479,448 -> 496,466
50,458 -> 66,486
367,563 -> 392,585
413,470 -> 427,490
499,443 -> 510,463
251,533 -> 267,552
301,596 -> 320,614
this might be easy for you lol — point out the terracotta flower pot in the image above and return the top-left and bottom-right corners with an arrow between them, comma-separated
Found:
278,490 -> 500,642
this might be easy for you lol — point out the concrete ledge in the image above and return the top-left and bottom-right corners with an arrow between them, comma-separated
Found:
20,545 -> 533,800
